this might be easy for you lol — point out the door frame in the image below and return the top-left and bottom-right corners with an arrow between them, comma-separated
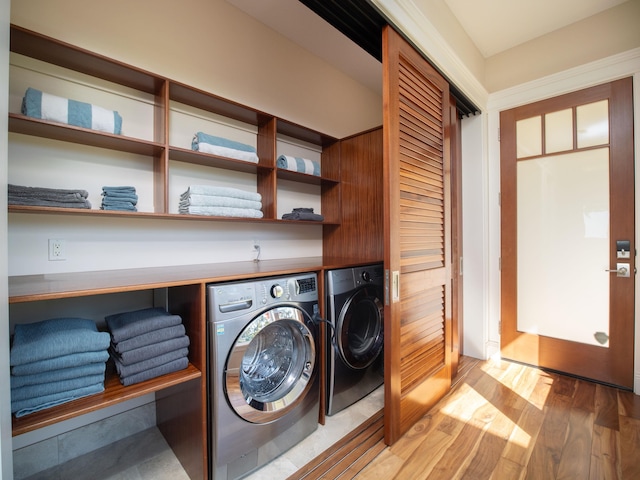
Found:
499,78 -> 635,389
485,55 -> 640,393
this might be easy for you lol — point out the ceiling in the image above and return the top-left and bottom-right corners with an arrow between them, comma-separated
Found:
444,0 -> 629,57
228,0 -> 630,114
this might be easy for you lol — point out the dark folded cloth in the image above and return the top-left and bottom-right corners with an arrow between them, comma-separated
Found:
11,351 -> 110,376
105,308 -> 183,343
12,382 -> 105,417
112,324 -> 186,353
282,207 -> 324,222
112,347 -> 189,378
11,373 -> 106,403
111,335 -> 190,365
10,317 -> 111,366
8,184 -> 92,209
119,356 -> 189,387
10,362 -> 106,388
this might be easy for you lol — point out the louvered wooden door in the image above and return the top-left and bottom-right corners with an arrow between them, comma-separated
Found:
382,25 -> 452,445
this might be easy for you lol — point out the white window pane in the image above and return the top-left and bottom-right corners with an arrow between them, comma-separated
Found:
516,116 -> 541,158
545,109 -> 573,154
517,148 -> 610,347
577,100 -> 609,148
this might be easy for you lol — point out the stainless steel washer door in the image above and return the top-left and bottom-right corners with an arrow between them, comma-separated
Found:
225,306 -> 316,423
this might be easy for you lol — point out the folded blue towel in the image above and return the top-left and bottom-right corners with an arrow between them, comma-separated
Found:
119,357 -> 189,387
178,206 -> 264,218
112,324 -> 186,353
277,155 -> 321,176
11,350 -> 110,376
11,372 -> 106,403
102,186 -> 136,193
180,185 -> 262,202
10,362 -> 106,389
101,204 -> 137,211
22,87 -> 122,135
111,335 -> 190,365
10,318 -> 110,366
113,347 -> 189,378
105,307 -> 183,344
12,382 -> 105,417
191,132 -> 259,163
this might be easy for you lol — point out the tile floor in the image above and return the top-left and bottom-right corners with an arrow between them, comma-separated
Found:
23,386 -> 384,480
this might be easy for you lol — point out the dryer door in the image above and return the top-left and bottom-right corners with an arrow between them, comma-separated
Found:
225,306 -> 316,423
337,286 -> 384,370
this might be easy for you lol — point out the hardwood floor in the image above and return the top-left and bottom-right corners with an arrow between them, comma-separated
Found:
293,357 -> 640,479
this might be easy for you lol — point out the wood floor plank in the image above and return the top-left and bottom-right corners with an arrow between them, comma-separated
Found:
618,389 -> 640,419
589,424 -> 621,480
525,374 -> 573,479
595,384 -> 620,430
556,407 -> 593,479
620,415 -> 640,478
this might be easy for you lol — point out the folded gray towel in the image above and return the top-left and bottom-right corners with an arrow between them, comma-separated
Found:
111,335 -> 190,365
105,308 -> 183,344
119,357 -> 189,387
11,318 -> 111,366
11,373 -> 106,402
113,347 -> 189,378
11,351 -> 110,376
112,324 -> 186,353
12,382 -> 105,417
8,197 -> 92,208
9,184 -> 89,198
10,362 -> 106,389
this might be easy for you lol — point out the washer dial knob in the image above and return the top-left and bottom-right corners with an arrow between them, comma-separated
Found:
270,284 -> 284,298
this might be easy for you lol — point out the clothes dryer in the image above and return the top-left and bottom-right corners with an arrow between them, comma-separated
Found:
207,273 -> 320,479
325,264 -> 384,416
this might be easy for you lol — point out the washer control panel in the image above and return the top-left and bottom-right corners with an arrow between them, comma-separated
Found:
210,273 -> 318,317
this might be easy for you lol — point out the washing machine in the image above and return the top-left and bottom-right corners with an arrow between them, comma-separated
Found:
207,273 -> 320,480
325,264 -> 384,416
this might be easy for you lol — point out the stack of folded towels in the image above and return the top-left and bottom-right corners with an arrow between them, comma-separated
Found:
282,207 -> 324,222
105,307 -> 190,387
21,87 -> 123,135
101,185 -> 138,211
10,317 -> 111,418
179,185 -> 263,218
277,154 -> 321,177
191,131 -> 259,164
8,184 -> 92,209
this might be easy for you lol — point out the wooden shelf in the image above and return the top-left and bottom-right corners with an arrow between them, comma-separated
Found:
11,363 -> 201,437
169,146 -> 271,174
8,257 -> 326,303
8,205 -> 339,225
9,114 -> 165,157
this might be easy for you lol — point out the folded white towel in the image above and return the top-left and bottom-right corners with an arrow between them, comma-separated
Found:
195,144 -> 259,163
179,194 -> 262,210
179,206 -> 264,218
180,185 -> 262,202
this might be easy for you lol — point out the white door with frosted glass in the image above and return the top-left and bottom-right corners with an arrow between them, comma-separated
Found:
500,79 -> 634,389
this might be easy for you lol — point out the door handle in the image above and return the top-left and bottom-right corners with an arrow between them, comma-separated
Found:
605,263 -> 630,277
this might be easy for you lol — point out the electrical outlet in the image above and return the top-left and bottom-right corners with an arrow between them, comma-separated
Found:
48,238 -> 66,261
